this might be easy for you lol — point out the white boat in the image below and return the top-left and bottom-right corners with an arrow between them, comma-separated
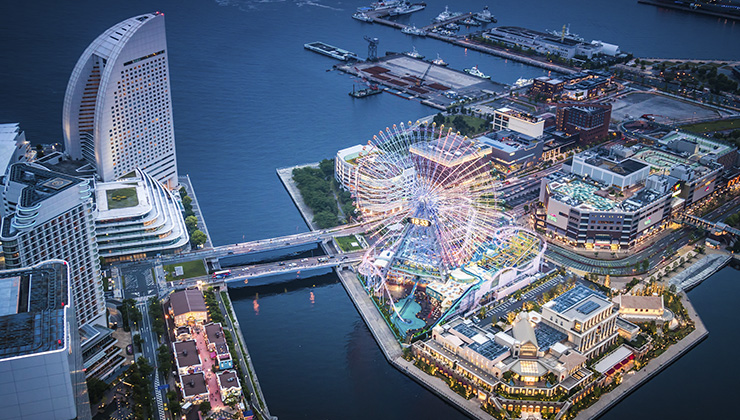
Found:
403,46 -> 425,59
444,22 -> 460,31
474,6 -> 496,23
357,1 -> 403,12
389,1 -> 426,16
514,77 -> 533,88
434,6 -> 461,22
546,24 -> 585,42
437,29 -> 455,37
464,65 -> 490,79
461,17 -> 480,26
401,25 -> 427,36
431,53 -> 448,66
352,12 -> 374,22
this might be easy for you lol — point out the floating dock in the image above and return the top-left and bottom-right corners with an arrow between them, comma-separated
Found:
304,41 -> 358,61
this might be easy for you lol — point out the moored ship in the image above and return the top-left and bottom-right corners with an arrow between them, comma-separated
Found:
304,42 -> 359,61
464,65 -> 491,79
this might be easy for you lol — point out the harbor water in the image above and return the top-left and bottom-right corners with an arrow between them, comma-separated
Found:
1,1 -> 739,418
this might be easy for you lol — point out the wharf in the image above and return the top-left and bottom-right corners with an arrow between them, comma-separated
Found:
364,11 -> 578,75
336,54 -> 506,110
638,0 -> 740,21
668,253 -> 732,292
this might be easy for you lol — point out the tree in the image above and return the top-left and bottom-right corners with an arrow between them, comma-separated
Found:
182,195 -> 193,207
185,215 -> 198,233
133,333 -> 142,351
137,356 -> 153,379
190,230 -> 207,247
199,401 -> 211,415
87,377 -> 108,405
313,210 -> 340,229
157,344 -> 172,379
319,158 -> 335,178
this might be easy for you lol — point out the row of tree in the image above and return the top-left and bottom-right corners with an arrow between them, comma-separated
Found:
292,161 -> 343,229
179,187 -> 207,247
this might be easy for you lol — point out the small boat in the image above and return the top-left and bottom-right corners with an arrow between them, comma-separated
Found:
444,22 -> 460,31
513,77 -> 533,88
389,1 -> 426,16
357,1 -> 404,12
431,53 -> 448,66
461,17 -> 480,26
350,84 -> 383,98
403,46 -> 425,59
352,12 -> 374,22
401,25 -> 427,36
464,65 -> 490,79
474,6 -> 496,23
437,29 -> 455,37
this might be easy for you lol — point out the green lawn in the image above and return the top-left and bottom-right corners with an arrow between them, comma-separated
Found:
679,118 -> 740,134
335,235 -> 365,252
163,260 -> 207,281
106,187 -> 139,209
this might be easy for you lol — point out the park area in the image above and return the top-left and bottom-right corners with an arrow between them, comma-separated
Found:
164,260 -> 207,281
335,235 -> 365,252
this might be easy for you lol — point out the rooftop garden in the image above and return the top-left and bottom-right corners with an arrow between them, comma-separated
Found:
106,187 -> 138,209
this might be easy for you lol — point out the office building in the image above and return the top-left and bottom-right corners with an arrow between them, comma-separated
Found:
0,260 -> 91,420
555,103 -> 612,144
1,163 -> 104,326
492,107 -> 545,138
478,131 -> 544,173
63,12 -> 178,188
94,168 -> 189,262
0,123 -> 34,176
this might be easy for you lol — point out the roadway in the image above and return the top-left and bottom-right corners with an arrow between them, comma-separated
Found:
162,251 -> 366,290
132,299 -> 168,420
116,223 -> 369,268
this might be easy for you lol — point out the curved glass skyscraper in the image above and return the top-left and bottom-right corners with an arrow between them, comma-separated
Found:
63,12 -> 178,188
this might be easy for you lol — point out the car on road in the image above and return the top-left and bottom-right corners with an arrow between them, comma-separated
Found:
228,251 -> 234,255
289,263 -> 297,267
278,262 -> 285,266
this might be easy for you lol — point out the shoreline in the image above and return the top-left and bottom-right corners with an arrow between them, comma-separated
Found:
277,162 -> 723,420
276,163 -> 319,231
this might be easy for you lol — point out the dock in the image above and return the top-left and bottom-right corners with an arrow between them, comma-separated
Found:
336,54 -> 507,110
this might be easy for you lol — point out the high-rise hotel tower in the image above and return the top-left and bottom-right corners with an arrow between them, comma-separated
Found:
63,12 -> 178,188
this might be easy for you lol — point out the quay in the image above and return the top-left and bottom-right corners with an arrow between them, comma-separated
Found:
276,163 -> 320,230
363,11 -> 578,75
638,0 -> 740,21
179,174 -> 215,248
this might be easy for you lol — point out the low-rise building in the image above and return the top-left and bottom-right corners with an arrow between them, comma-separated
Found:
217,370 -> 242,399
180,372 -> 208,404
205,322 -> 233,370
173,340 -> 201,375
483,27 -> 615,59
169,289 -> 208,327
540,285 -> 618,359
615,316 -> 641,341
478,130 -> 544,173
613,295 -> 665,320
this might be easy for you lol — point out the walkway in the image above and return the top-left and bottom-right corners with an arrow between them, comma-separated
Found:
179,174 -> 214,249
192,324 -> 226,411
276,163 -> 319,230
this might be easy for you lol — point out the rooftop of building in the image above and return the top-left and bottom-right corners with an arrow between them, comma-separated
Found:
170,289 -> 207,317
174,340 -> 200,367
0,261 -> 69,359
7,163 -> 84,208
180,372 -> 208,397
0,123 -> 26,174
577,150 -> 648,176
545,285 -> 611,320
95,175 -> 151,218
495,107 -> 542,124
659,130 -> 733,158
477,131 -> 541,154
217,370 -> 240,389
409,136 -> 491,168
337,144 -> 377,166
614,294 -> 664,311
488,26 -> 583,47
205,323 -> 229,354
631,146 -> 715,175
79,323 -> 115,351
36,152 -> 97,178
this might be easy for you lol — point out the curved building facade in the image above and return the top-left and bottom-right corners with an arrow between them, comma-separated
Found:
63,12 -> 178,188
95,168 -> 189,262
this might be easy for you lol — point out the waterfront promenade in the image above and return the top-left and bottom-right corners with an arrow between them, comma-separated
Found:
575,293 -> 708,420
276,163 -> 319,231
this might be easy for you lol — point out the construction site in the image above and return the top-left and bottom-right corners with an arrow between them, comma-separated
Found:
337,54 -> 507,110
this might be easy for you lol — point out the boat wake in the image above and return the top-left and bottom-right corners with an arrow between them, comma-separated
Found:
295,0 -> 343,11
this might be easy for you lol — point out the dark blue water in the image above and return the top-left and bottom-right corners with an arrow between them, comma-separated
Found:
1,1 -> 738,418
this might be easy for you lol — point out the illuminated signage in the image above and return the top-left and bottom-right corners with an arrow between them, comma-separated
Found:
644,216 -> 652,225
671,182 -> 683,197
547,214 -> 558,222
408,217 -> 432,227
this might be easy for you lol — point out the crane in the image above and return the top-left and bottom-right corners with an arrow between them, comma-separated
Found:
416,62 -> 433,86
364,36 -> 379,61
